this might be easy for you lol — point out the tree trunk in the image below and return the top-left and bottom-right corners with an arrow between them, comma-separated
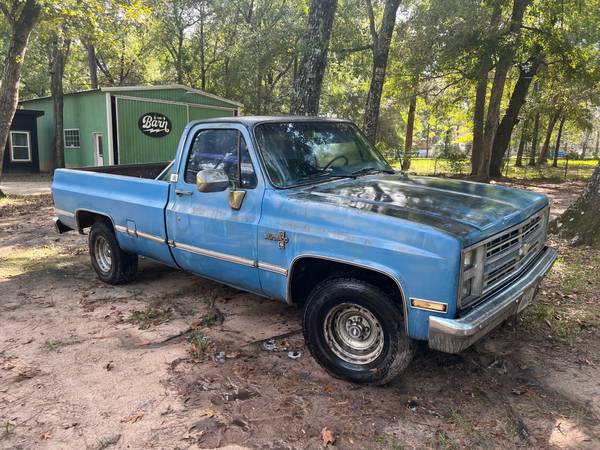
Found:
581,130 -> 590,159
552,116 -> 565,168
86,43 -> 99,89
471,68 -> 488,175
489,45 -> 542,176
538,109 -> 560,164
50,35 -> 71,170
290,0 -> 338,115
176,33 -> 184,84
425,122 -> 430,158
362,0 -> 402,143
551,160 -> 600,246
528,112 -> 540,166
0,0 -> 42,193
470,4 -> 502,176
401,84 -> 417,170
476,0 -> 531,181
199,14 -> 207,91
594,130 -> 599,158
515,117 -> 528,167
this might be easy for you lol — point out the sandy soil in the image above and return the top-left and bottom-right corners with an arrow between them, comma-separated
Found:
1,181 -> 599,450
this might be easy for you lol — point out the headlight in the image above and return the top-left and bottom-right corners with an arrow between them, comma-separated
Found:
461,278 -> 473,298
459,246 -> 485,308
463,249 -> 475,270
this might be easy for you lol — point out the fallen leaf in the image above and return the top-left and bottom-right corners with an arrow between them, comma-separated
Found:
39,431 -> 52,440
121,411 -> 144,423
511,387 -> 527,396
323,384 -> 335,393
320,427 -> 335,446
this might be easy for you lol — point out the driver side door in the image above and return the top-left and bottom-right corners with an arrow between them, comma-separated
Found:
165,124 -> 263,294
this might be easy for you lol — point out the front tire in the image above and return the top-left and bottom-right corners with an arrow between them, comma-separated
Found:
303,278 -> 414,385
89,221 -> 138,285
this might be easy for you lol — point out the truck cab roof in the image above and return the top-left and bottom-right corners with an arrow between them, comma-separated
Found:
190,115 -> 352,128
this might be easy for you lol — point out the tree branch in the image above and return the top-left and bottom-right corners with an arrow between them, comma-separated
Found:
364,0 -> 378,44
331,44 -> 373,54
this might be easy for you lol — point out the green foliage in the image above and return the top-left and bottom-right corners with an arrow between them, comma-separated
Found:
2,0 -> 599,160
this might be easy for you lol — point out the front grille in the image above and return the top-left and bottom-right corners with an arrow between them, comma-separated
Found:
482,209 -> 547,293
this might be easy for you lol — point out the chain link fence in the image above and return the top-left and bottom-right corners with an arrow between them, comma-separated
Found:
390,157 -> 598,181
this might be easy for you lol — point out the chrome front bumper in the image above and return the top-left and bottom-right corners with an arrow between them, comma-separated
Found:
428,246 -> 557,353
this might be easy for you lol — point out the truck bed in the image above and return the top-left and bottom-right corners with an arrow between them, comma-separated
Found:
52,164 -> 176,266
78,162 -> 170,179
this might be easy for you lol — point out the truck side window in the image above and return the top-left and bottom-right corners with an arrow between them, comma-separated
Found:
184,129 -> 257,189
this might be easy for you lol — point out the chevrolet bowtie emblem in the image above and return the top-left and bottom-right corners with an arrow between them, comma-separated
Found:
519,243 -> 531,257
265,231 -> 289,249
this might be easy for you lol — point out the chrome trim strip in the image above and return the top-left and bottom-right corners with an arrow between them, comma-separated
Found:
257,262 -> 288,276
136,230 -> 166,243
54,208 -> 75,218
115,231 -> 289,276
114,225 -> 166,244
170,241 -> 256,268
429,246 -> 557,353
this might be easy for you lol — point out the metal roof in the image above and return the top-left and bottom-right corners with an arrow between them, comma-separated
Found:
20,84 -> 242,107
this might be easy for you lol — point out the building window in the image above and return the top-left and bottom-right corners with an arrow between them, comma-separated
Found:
64,128 -> 81,148
9,131 -> 31,162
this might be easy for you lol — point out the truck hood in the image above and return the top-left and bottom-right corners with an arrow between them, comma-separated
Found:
291,173 -> 548,246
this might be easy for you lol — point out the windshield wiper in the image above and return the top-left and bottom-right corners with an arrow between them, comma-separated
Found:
350,167 -> 395,177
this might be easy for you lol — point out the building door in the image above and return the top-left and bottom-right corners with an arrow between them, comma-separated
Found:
94,133 -> 104,166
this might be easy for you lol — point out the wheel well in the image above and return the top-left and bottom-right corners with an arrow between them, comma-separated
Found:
289,257 -> 405,309
76,210 -> 114,233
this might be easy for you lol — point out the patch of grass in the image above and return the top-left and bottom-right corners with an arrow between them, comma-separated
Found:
0,195 -> 22,208
446,408 -> 487,447
554,253 -> 599,291
0,194 -> 51,212
129,306 -> 173,330
45,340 -> 63,352
375,434 -> 404,450
0,245 -> 69,278
2,420 -> 15,439
390,157 -> 597,181
199,308 -> 224,327
568,405 -> 596,429
428,429 -> 457,450
187,330 -> 212,359
519,242 -> 600,340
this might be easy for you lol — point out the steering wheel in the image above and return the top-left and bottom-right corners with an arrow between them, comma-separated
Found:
322,155 -> 349,171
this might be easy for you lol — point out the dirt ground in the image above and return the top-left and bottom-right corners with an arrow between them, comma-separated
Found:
1,180 -> 599,450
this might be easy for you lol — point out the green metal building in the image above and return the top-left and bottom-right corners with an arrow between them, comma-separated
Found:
19,85 -> 242,172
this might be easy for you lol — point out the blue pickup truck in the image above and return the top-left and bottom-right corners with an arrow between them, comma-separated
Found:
52,117 -> 557,384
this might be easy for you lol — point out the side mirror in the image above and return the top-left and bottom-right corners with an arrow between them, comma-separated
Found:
196,169 -> 230,193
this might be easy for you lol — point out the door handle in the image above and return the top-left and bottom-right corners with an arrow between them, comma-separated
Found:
175,189 -> 193,196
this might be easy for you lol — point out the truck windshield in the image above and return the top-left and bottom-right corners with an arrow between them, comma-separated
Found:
254,121 -> 393,188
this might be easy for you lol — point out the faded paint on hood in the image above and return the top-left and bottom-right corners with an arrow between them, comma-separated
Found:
290,173 -> 548,246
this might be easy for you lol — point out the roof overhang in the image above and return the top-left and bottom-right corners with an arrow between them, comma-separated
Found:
100,84 -> 243,108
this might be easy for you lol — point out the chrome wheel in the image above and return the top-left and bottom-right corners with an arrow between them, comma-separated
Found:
323,303 -> 384,365
93,235 -> 112,273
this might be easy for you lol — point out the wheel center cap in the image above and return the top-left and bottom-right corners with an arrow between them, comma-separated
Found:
349,326 -> 361,338
346,317 -> 370,341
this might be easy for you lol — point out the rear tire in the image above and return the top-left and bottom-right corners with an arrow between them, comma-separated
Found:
89,221 -> 138,285
303,277 -> 415,385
